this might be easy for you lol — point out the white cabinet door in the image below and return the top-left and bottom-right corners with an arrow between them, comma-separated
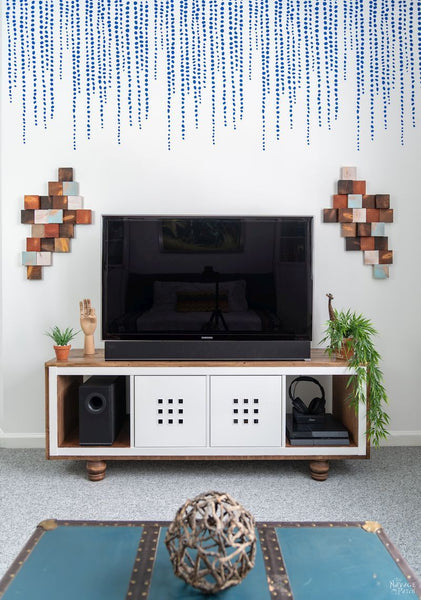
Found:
210,376 -> 282,447
134,376 -> 207,447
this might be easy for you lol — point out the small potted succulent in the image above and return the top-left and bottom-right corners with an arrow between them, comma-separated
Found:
45,326 -> 80,361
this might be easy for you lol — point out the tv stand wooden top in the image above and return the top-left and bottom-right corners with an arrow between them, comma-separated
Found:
45,348 -> 346,368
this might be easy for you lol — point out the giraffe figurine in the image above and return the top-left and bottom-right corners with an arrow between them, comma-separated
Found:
326,293 -> 336,321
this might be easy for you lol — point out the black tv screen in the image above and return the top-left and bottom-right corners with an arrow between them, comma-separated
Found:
102,216 -> 313,360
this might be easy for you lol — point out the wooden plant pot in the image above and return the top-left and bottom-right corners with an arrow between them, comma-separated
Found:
54,345 -> 71,361
337,338 -> 354,361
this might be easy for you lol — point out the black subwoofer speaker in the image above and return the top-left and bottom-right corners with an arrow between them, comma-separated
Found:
79,376 -> 126,446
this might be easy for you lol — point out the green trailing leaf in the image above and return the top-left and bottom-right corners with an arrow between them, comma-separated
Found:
321,307 -> 389,448
45,326 -> 80,346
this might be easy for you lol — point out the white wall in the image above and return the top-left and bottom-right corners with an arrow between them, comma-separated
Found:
1,1 -> 420,446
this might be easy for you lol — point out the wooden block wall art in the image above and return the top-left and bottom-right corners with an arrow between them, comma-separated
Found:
21,167 -> 92,279
323,167 -> 393,278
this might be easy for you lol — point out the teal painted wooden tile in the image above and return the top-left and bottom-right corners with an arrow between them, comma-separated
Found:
63,181 -> 79,195
371,222 -> 385,236
22,251 -> 37,266
347,194 -> 362,208
373,265 -> 389,279
34,210 -> 63,224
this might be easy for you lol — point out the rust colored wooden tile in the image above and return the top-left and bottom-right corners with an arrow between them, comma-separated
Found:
40,196 -> 53,209
374,237 -> 389,250
338,208 -> 353,222
375,194 -> 390,209
31,224 -> 45,237
357,223 -> 372,236
62,210 -> 76,223
75,209 -> 92,224
26,238 -> 41,251
365,209 -> 380,222
27,266 -> 42,280
54,238 -> 71,252
24,195 -> 40,209
345,237 -> 361,251
59,223 -> 74,238
52,196 -> 68,209
362,195 -> 376,208
48,181 -> 63,196
379,209 -> 394,222
40,238 -> 55,252
379,250 -> 393,264
360,237 -> 375,251
340,223 -> 357,237
21,209 -> 35,224
333,195 -> 348,209
44,224 -> 60,237
58,167 -> 74,182
351,180 -> 366,194
337,180 -> 353,194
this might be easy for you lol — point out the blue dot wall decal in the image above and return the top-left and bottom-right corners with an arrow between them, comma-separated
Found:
5,1 -> 421,150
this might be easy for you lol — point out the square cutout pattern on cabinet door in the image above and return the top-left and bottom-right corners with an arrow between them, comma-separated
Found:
134,375 -> 206,448
210,376 -> 282,447
232,398 -> 260,425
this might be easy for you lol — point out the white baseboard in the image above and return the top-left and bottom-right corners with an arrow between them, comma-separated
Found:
380,431 -> 421,446
0,431 -> 45,449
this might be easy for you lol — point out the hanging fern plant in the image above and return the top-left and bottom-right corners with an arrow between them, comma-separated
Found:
321,301 -> 390,448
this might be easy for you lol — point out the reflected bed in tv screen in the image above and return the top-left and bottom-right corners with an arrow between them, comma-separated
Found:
102,216 -> 313,360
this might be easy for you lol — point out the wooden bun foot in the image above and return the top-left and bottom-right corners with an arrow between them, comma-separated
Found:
86,460 -> 107,481
309,460 -> 330,481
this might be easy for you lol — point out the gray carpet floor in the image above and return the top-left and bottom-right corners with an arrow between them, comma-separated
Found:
0,447 -> 420,580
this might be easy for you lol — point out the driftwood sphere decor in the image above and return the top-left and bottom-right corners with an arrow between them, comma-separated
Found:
165,491 -> 257,594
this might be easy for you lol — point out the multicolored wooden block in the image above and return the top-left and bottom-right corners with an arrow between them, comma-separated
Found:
323,209 -> 338,222
75,210 -> 92,224
34,209 -> 63,224
58,167 -> 74,182
63,181 -> 79,195
347,195 -> 362,208
40,196 -> 53,208
341,223 -> 357,237
26,266 -> 42,280
333,195 -> 348,208
340,166 -> 357,180
22,251 -> 52,266
362,195 -> 376,208
375,194 -> 390,209
24,195 -> 40,209
324,167 -> 393,278
68,196 -> 84,209
54,238 -> 71,252
371,222 -> 385,237
345,237 -> 361,251
22,167 -> 92,279
373,265 -> 389,279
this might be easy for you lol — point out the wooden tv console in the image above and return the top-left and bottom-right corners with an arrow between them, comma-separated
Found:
45,349 -> 369,481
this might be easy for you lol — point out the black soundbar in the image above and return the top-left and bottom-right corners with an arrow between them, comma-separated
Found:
104,340 -> 311,361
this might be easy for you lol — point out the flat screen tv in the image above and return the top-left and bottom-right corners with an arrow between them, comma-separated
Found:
102,216 -> 313,360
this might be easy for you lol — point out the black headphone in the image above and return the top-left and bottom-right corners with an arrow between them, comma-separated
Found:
288,376 -> 326,415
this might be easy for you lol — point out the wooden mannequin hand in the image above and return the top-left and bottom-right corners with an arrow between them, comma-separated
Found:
80,298 -> 97,335
80,299 -> 96,355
